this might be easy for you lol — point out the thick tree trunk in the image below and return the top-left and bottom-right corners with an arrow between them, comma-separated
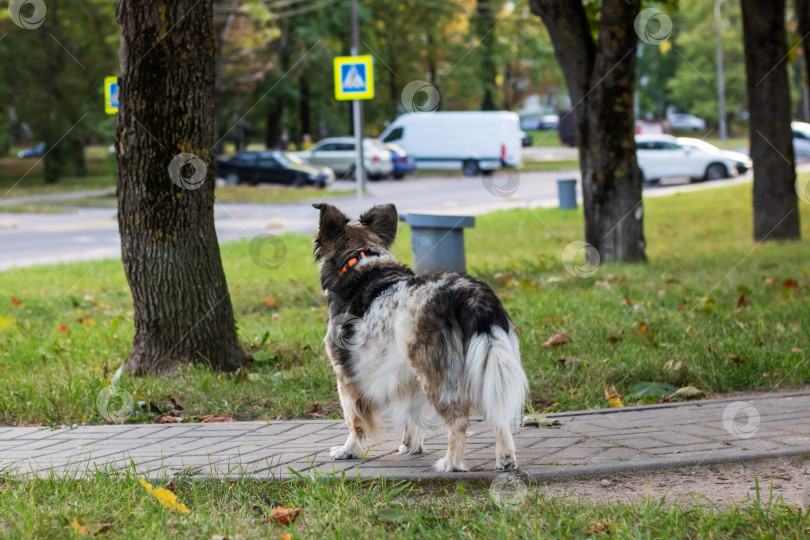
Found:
265,102 -> 283,149
531,0 -> 646,262
741,0 -> 800,241
116,0 -> 245,375
299,71 -> 311,140
798,0 -> 810,93
476,0 -> 498,111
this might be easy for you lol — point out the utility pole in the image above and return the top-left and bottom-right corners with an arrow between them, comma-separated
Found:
715,0 -> 727,142
351,0 -> 364,202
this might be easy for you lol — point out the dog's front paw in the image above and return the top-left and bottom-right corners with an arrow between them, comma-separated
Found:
496,456 -> 516,471
398,443 -> 423,456
330,445 -> 356,459
434,457 -> 469,473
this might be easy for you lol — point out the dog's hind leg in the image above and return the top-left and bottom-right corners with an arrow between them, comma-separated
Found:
398,420 -> 424,455
434,415 -> 469,472
494,423 -> 517,471
331,380 -> 374,460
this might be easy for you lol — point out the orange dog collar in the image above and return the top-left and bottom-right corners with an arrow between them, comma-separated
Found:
340,251 -> 367,275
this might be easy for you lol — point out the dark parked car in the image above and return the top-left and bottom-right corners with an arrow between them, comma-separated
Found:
217,151 -> 334,187
384,143 -> 416,180
17,142 -> 46,159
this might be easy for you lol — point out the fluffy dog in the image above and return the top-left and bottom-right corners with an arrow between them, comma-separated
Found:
313,202 -> 527,472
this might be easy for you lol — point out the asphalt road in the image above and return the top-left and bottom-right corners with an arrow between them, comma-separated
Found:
0,168 -> 758,270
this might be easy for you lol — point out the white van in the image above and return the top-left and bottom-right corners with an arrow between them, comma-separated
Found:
378,111 -> 523,176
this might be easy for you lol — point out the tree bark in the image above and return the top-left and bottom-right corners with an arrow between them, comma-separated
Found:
476,0 -> 498,111
299,70 -> 311,141
741,0 -> 800,241
116,0 -> 245,375
798,0 -> 810,94
530,0 -> 646,262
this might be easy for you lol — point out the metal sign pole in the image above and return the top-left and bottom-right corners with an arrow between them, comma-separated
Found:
351,0 -> 364,202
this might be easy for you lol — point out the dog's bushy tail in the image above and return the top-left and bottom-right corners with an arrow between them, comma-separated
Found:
469,325 -> 528,430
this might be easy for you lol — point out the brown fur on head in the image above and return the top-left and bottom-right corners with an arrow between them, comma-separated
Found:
312,203 -> 399,290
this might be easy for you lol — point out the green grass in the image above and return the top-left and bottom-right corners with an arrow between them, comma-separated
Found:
0,468 -> 808,538
1,182 -> 809,426
517,159 -> 579,172
214,185 -> 354,204
0,204 -> 76,214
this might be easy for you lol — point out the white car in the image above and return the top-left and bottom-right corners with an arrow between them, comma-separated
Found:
635,135 -> 737,183
667,113 -> 706,131
295,137 -> 393,180
792,121 -> 810,158
676,137 -> 752,174
379,111 -> 523,176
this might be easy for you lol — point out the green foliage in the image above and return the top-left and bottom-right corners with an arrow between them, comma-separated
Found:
0,0 -> 119,182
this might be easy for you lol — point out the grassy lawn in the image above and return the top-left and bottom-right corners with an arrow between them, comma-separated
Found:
0,468 -> 808,538
1,181 -> 809,426
0,146 -> 116,199
518,159 -> 579,172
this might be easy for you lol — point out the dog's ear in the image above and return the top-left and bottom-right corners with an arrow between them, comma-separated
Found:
359,204 -> 398,248
312,204 -> 350,258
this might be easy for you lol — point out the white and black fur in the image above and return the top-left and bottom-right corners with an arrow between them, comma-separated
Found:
313,202 -> 528,472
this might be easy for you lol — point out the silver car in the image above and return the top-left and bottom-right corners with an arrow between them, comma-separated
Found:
295,137 -> 393,180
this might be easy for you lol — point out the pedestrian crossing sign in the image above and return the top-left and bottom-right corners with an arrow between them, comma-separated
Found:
104,76 -> 119,114
334,55 -> 374,101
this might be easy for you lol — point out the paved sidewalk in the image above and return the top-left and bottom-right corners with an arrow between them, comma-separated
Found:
1,391 -> 809,481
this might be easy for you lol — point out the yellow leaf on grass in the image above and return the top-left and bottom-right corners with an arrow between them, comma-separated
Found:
70,517 -> 87,534
139,478 -> 190,513
0,315 -> 14,331
604,385 -> 624,408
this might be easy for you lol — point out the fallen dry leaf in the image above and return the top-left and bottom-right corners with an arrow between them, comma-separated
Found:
160,416 -> 182,423
266,506 -> 300,526
584,520 -> 613,535
604,386 -> 624,408
195,414 -> 236,423
556,357 -> 583,367
727,354 -> 744,363
737,293 -> 750,307
10,297 -> 21,307
139,478 -> 190,513
521,413 -> 562,428
543,331 -> 570,348
669,386 -> 706,400
263,296 -> 279,308
70,518 -> 86,535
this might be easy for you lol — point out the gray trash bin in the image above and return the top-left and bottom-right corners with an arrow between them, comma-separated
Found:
402,213 -> 475,274
557,178 -> 577,210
